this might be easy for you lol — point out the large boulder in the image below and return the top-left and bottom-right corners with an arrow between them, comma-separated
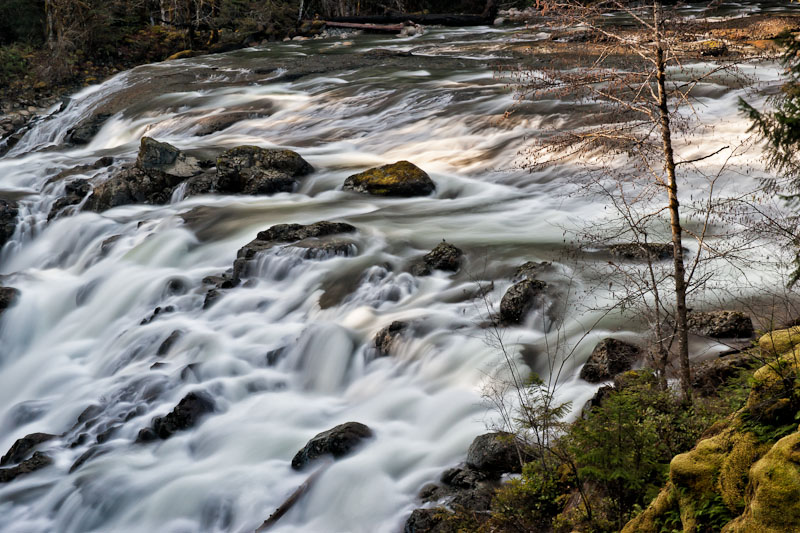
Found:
137,136 -> 204,178
0,286 -> 20,314
291,421 -> 373,470
84,166 -> 182,211
692,352 -> 754,396
215,146 -> 313,195
410,242 -> 463,276
499,279 -> 547,324
687,310 -> 754,339
136,391 -> 215,442
580,338 -> 640,383
343,161 -> 435,197
404,509 -> 447,533
0,199 -> 18,247
465,432 -> 521,478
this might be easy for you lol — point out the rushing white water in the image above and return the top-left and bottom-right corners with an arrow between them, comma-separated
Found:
0,22 -> 789,533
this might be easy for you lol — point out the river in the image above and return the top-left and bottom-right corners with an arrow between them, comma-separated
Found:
0,15 -> 790,533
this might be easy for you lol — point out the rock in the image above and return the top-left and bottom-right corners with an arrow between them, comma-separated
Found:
514,261 -> 553,281
136,391 -> 215,442
759,326 -> 800,356
48,179 -> 91,220
499,279 -> 547,324
137,137 -> 203,178
287,238 -> 358,260
203,289 -> 222,309
0,433 -> 56,466
343,161 -> 435,197
608,243 -> 673,261
410,242 -> 463,276
234,221 -> 356,279
0,451 -> 52,483
465,432 -> 521,478
215,146 -> 313,195
580,338 -> 640,383
687,310 -> 754,338
84,166 -> 182,211
692,352 -> 754,396
404,508 -> 447,533
0,287 -> 20,313
0,199 -> 18,246
291,421 -> 373,470
194,111 -> 270,136
374,321 -> 408,357
494,17 -> 506,25
65,113 -> 112,145
441,465 -> 488,489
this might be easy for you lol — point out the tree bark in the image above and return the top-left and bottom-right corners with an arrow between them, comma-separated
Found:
654,0 -> 692,402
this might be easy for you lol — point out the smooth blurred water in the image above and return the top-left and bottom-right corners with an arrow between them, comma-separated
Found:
0,20 -> 787,533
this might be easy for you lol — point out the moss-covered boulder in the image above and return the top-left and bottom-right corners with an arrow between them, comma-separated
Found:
343,161 -> 435,197
758,326 -> 800,356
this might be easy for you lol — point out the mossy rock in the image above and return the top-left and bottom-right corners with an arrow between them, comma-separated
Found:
165,50 -> 196,61
745,354 -> 800,419
342,161 -> 435,197
719,432 -> 768,513
758,326 -> 800,356
621,485 -> 679,533
723,431 -> 800,533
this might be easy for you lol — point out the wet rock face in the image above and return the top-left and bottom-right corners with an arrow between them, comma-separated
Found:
466,432 -> 521,478
215,146 -> 313,195
1,433 -> 56,466
499,279 -> 547,324
608,242 -> 674,261
343,161 -> 435,197
291,421 -> 373,470
0,199 -> 19,247
688,310 -> 754,339
136,391 -> 215,442
410,242 -> 463,276
48,179 -> 92,220
66,113 -> 112,145
0,451 -> 52,483
84,166 -> 182,211
404,509 -> 447,533
580,338 -> 641,383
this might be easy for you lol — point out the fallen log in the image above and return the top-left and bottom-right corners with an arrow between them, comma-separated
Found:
328,13 -> 492,27
322,21 -> 404,33
255,460 -> 332,532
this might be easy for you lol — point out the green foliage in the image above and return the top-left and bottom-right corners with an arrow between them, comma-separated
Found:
0,45 -> 30,88
693,493 -> 736,531
489,462 -> 567,532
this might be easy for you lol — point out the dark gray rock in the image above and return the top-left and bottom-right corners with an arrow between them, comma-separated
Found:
136,391 -> 215,442
499,279 -> 547,324
66,113 -> 111,145
411,242 -> 463,276
343,161 -> 435,197
84,166 -> 182,212
0,452 -> 52,483
687,310 -> 754,338
514,261 -> 553,281
288,238 -> 357,260
404,508 -> 447,533
0,199 -> 18,247
580,338 -> 640,383
465,432 -> 521,478
138,137 -> 203,178
692,351 -> 754,396
0,433 -> 56,466
291,421 -> 373,470
374,321 -> 408,357
215,146 -> 313,195
0,287 -> 20,313
608,243 -> 673,261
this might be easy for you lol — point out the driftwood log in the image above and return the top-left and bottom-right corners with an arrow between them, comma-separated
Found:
322,21 -> 404,33
255,461 -> 332,532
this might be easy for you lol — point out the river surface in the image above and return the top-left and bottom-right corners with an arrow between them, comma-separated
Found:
0,15 -> 790,533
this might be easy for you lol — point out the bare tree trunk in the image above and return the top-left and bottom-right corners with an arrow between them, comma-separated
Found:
654,1 -> 692,402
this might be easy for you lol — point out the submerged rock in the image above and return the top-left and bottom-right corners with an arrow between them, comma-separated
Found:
410,242 -> 463,276
66,113 -> 112,145
0,433 -> 56,466
136,391 -> 215,442
499,279 -> 547,324
0,451 -> 52,483
233,221 -> 357,279
343,161 -> 435,197
215,146 -> 313,195
374,321 -> 408,357
48,179 -> 92,220
580,338 -> 640,383
0,199 -> 18,247
688,310 -> 754,338
466,432 -> 522,478
291,421 -> 373,470
514,261 -> 553,281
